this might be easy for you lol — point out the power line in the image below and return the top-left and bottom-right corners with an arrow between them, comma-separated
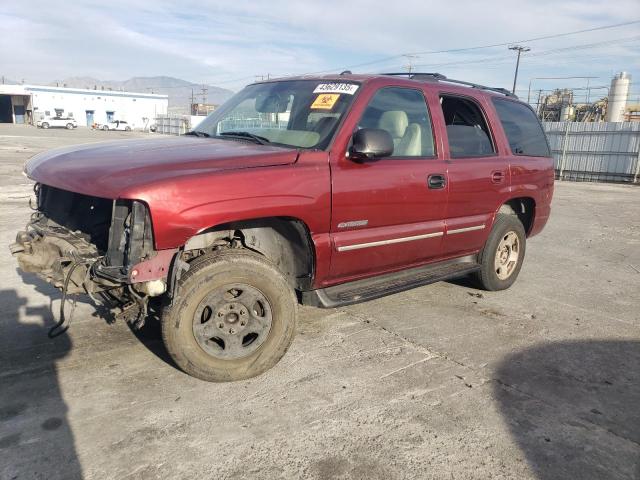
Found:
408,20 -> 640,56
404,35 -> 640,71
8,21 -> 640,92
158,30 -> 640,91
298,19 -> 640,75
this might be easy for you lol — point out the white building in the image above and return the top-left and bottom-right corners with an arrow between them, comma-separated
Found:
0,84 -> 168,128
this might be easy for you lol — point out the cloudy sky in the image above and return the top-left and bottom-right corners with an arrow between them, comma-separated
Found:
2,0 -> 639,101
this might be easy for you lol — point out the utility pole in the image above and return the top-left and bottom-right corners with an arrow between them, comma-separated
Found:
201,85 -> 208,104
509,45 -> 530,94
536,89 -> 543,118
402,54 -> 419,74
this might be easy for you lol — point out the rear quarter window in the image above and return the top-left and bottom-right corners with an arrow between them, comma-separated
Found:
492,99 -> 550,157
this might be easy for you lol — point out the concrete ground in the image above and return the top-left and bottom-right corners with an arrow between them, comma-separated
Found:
0,124 -> 639,480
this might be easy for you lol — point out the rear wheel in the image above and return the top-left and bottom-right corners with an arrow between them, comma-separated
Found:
475,214 -> 526,291
41,122 -> 49,129
66,123 -> 74,129
161,251 -> 297,382
102,125 -> 109,131
125,126 -> 131,131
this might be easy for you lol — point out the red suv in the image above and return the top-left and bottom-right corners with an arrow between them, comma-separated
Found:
11,73 -> 554,381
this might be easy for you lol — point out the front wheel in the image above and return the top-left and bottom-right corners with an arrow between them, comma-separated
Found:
475,214 -> 526,291
161,251 -> 297,382
41,122 -> 49,129
102,125 -> 109,131
125,126 -> 131,131
66,123 -> 74,129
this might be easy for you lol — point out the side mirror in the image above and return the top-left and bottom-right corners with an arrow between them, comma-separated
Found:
349,128 -> 394,161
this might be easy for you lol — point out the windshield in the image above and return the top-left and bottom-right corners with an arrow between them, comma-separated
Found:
193,80 -> 360,150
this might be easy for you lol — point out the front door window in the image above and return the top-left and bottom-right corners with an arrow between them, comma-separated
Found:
358,87 -> 435,158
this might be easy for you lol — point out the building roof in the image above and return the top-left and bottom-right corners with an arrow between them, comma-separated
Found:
0,84 -> 29,95
0,83 -> 168,100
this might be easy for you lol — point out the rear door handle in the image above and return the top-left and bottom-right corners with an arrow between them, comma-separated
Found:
491,170 -> 505,184
427,174 -> 446,189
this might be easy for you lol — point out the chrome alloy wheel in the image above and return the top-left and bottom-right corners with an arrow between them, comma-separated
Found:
192,283 -> 273,360
494,231 -> 520,280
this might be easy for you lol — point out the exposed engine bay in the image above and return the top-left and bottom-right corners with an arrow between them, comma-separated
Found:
9,184 -> 167,333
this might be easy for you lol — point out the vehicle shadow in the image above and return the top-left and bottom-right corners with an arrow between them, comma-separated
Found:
17,270 -> 115,324
0,289 -> 83,480
446,274 -> 480,290
17,269 -> 177,370
494,340 -> 640,480
127,301 -> 177,370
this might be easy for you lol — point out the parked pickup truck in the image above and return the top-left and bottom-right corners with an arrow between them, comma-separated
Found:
10,73 -> 554,382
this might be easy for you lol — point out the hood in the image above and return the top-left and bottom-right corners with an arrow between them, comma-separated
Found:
25,136 -> 299,199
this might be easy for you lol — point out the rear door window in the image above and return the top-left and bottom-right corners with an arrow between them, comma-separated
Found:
440,95 -> 495,158
492,99 -> 550,157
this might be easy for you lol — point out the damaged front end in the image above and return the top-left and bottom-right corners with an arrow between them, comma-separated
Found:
10,184 -> 175,330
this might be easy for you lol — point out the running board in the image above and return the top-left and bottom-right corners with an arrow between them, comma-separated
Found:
302,256 -> 480,308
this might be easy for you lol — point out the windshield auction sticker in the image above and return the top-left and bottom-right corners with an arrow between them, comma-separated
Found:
313,83 -> 359,95
311,94 -> 340,110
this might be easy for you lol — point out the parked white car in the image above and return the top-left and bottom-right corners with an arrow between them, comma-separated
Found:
37,117 -> 77,129
101,120 -> 133,131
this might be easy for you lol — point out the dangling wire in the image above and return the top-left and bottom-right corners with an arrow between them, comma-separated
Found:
28,183 -> 40,211
83,256 -> 105,305
127,284 -> 149,329
48,260 -> 88,339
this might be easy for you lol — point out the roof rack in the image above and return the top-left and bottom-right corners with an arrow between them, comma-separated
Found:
380,72 -> 517,98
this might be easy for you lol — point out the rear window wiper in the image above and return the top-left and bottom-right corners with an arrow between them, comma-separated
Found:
185,130 -> 210,137
219,131 -> 270,145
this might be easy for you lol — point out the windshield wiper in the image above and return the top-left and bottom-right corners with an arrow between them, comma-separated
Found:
185,130 -> 210,137
219,131 -> 270,145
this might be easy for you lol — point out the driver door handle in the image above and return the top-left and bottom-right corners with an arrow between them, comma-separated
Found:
427,174 -> 446,189
491,170 -> 505,184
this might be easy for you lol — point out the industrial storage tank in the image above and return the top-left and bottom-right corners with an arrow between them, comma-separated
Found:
605,72 -> 631,122
560,104 -> 575,121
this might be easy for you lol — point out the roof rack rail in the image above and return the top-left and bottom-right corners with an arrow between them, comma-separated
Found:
380,72 -> 517,98
381,72 -> 446,80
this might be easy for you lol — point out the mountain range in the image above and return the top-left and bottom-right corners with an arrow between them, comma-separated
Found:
50,76 -> 235,114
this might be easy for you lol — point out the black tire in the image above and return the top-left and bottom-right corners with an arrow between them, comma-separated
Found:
41,122 -> 49,129
66,123 -> 73,129
475,214 -> 526,291
161,250 -> 297,382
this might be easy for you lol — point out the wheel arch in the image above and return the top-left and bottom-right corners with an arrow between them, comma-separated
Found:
183,216 -> 316,290
497,197 -> 536,236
